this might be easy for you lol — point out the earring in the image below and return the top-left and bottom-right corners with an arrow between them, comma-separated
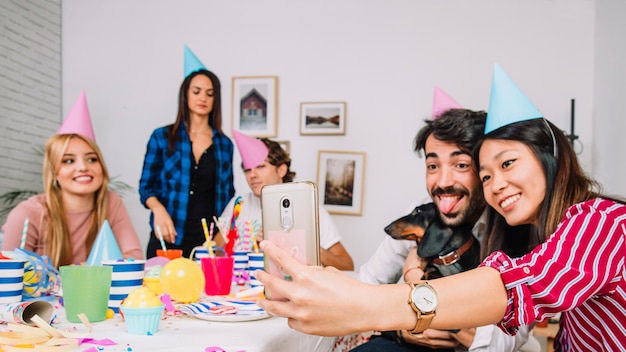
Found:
54,180 -> 60,188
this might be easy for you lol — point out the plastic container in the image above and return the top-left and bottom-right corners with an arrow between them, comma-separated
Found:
120,305 -> 165,335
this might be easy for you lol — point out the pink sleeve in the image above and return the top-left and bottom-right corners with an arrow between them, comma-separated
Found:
107,191 -> 144,260
1,195 -> 46,255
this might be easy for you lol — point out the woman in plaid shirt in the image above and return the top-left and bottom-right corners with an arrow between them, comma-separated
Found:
139,69 -> 234,258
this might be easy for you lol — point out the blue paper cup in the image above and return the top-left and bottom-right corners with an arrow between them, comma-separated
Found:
247,253 -> 264,287
190,246 -> 210,265
0,259 -> 26,303
102,260 -> 145,313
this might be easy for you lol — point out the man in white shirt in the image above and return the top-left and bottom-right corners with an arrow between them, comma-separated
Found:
218,131 -> 354,270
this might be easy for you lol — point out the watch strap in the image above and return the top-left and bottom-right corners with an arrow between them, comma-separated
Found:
406,281 -> 436,335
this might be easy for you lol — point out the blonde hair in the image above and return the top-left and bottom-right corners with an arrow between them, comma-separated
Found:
42,134 -> 110,267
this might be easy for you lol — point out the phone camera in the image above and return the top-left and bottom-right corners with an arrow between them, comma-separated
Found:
282,198 -> 291,208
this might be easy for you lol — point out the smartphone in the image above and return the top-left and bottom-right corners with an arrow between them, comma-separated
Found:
261,181 -> 321,300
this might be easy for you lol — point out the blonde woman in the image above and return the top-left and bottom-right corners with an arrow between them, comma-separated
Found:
1,134 -> 143,267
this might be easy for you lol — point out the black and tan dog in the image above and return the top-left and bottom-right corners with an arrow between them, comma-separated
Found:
384,202 -> 480,279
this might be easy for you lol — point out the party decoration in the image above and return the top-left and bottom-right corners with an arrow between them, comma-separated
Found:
159,258 -> 205,303
485,64 -> 543,134
184,44 -> 206,78
225,196 -> 243,256
232,130 -> 269,169
432,86 -> 462,119
86,220 -> 123,266
57,91 -> 96,141
13,249 -> 60,300
0,300 -> 54,326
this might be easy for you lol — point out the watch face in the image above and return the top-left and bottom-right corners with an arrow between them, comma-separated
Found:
413,284 -> 438,313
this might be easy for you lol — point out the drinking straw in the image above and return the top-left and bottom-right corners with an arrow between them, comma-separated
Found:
212,216 -> 229,244
20,218 -> 29,250
251,231 -> 259,254
156,225 -> 167,251
201,218 -> 215,257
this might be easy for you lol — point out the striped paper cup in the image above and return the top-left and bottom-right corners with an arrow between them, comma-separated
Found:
102,260 -> 145,313
0,259 -> 26,304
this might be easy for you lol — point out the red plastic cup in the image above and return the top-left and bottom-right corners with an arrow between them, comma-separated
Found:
201,257 -> 234,296
156,249 -> 182,260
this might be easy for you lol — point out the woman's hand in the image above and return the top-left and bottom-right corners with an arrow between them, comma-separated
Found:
256,241 -> 415,336
152,207 -> 177,243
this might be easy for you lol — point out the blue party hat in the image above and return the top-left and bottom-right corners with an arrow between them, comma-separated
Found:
184,45 -> 206,78
485,64 -> 543,134
86,220 -> 123,265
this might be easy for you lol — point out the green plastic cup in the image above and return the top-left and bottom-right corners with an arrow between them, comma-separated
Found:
60,265 -> 112,323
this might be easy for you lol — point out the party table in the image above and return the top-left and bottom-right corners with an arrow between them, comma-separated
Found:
48,298 -> 337,352
59,314 -> 335,351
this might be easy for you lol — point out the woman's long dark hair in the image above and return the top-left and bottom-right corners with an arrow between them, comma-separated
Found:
168,69 -> 223,150
473,118 -> 611,258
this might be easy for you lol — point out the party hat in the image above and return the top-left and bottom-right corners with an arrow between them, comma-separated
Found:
86,220 -> 123,265
184,44 -> 206,78
232,130 -> 269,169
432,86 -> 462,119
485,64 -> 543,134
57,91 -> 96,141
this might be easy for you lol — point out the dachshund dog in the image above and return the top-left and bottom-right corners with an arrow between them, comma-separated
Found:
384,202 -> 480,279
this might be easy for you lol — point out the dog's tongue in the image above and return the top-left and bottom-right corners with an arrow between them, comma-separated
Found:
438,197 -> 460,215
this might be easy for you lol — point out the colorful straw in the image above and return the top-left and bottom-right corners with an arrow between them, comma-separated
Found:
156,225 -> 167,251
20,218 -> 29,250
212,215 -> 229,244
201,218 -> 215,257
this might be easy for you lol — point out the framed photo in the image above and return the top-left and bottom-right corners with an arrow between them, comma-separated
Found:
232,76 -> 278,137
276,140 -> 290,154
316,150 -> 366,216
300,102 -> 346,135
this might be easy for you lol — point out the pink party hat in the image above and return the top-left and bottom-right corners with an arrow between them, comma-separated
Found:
86,220 -> 123,265
184,44 -> 207,78
232,130 -> 269,169
432,86 -> 462,119
57,91 -> 96,140
485,64 -> 543,134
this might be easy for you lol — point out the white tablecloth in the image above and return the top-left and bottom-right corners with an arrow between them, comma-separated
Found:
50,298 -> 337,352
59,314 -> 335,352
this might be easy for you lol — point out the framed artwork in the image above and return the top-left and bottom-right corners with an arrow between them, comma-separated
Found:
276,140 -> 290,154
232,76 -> 278,137
316,150 -> 366,216
300,102 -> 346,135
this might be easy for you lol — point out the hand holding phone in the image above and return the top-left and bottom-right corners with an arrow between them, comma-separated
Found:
261,182 -> 321,300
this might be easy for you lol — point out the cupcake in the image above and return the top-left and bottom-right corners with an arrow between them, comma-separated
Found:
119,286 -> 164,335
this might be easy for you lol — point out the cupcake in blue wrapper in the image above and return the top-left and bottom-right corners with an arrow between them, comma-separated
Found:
119,287 -> 164,335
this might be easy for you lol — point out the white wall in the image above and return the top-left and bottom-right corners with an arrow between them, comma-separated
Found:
593,1 -> 626,198
62,0 -> 596,268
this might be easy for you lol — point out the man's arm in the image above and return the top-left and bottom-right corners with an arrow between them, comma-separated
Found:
320,242 -> 354,270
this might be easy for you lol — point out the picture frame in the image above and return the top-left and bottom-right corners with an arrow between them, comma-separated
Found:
316,150 -> 366,216
300,102 -> 346,135
232,76 -> 278,137
276,140 -> 290,154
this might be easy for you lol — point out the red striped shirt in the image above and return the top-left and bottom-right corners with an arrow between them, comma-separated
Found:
481,198 -> 626,351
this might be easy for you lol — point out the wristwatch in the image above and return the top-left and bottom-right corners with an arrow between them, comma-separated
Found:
406,281 -> 438,334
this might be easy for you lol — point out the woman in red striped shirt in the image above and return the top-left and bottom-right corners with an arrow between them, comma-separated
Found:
256,68 -> 625,351
257,116 -> 625,352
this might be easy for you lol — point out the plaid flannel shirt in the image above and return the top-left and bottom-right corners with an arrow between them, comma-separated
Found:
139,124 -> 235,245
